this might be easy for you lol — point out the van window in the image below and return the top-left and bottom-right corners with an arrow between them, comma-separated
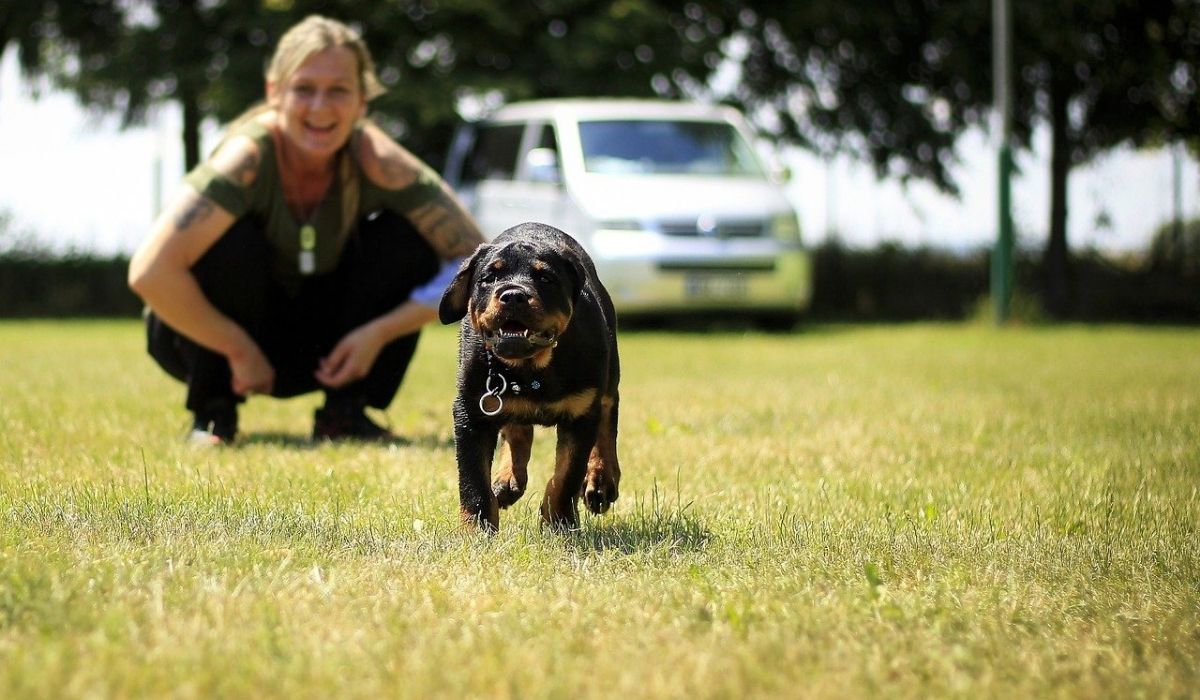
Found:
514,124 -> 560,183
461,124 -> 524,183
578,120 -> 763,177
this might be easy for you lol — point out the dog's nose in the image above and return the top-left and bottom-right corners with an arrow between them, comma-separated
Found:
498,288 -> 529,305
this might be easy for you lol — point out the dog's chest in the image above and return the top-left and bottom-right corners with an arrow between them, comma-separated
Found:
501,387 -> 599,424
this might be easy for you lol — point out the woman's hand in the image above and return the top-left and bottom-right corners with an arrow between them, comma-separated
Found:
229,343 -> 276,396
315,302 -> 439,388
315,322 -> 387,388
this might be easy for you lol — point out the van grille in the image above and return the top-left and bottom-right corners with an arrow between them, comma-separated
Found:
660,219 -> 766,238
658,260 -> 776,272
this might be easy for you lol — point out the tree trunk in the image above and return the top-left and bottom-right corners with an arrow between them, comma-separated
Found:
1042,72 -> 1075,319
180,79 -> 202,172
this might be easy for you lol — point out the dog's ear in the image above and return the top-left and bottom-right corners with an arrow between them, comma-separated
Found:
439,244 -> 490,324
563,253 -> 588,305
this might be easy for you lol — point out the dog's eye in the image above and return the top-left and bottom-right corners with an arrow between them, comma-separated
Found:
537,271 -> 557,284
479,272 -> 497,284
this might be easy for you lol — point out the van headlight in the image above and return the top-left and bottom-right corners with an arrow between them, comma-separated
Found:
597,219 -> 642,232
770,212 -> 802,244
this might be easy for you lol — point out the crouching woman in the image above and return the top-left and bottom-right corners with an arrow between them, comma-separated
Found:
128,15 -> 485,444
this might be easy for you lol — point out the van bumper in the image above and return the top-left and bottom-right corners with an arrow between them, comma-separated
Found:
590,238 -> 812,316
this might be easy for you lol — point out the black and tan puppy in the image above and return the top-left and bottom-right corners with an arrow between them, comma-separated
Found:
439,221 -> 621,532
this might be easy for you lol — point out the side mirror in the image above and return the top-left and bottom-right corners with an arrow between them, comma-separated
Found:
524,148 -> 561,184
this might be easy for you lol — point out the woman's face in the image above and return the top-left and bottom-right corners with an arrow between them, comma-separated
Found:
269,45 -> 366,163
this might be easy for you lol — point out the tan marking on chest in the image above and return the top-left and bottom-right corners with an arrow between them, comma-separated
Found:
501,388 -> 599,421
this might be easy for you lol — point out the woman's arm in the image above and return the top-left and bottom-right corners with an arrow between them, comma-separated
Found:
128,137 -> 275,396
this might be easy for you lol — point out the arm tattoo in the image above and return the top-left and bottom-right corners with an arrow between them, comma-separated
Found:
229,150 -> 260,186
411,190 -> 482,257
175,195 -> 216,231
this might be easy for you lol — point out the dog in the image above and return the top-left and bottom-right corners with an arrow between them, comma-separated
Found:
439,221 -> 621,531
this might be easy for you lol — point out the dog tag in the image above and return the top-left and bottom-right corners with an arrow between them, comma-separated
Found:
298,250 -> 315,275
299,224 -> 316,275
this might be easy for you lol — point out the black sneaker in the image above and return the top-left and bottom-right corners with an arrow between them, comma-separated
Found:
188,400 -> 238,446
312,399 -> 394,442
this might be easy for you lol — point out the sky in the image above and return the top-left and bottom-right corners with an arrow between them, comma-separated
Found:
1,46 -> 1196,256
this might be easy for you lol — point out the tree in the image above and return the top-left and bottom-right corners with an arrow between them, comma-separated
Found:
705,0 -> 1200,317
339,0 -> 727,165
0,1 -> 124,98
1015,0 -> 1198,315
1,0 -> 284,169
3,1 -> 724,171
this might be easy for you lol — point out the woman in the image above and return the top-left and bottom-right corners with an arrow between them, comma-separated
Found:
129,15 -> 486,445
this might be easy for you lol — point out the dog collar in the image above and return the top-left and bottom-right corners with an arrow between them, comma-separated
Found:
479,348 -> 543,416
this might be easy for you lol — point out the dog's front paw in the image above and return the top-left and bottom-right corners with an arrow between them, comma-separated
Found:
492,474 -> 526,508
582,473 -> 619,515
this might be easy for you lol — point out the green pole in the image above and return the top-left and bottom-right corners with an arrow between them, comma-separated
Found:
992,0 -> 1014,324
992,144 -> 1014,322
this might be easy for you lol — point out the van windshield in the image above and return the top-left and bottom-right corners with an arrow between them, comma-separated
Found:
578,120 -> 764,176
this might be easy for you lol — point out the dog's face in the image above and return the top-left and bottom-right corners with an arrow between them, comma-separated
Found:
440,240 -> 582,363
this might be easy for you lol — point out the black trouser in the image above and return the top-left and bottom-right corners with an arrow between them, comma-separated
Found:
146,210 -> 440,413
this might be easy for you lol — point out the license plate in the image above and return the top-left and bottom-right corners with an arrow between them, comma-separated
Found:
684,272 -> 747,299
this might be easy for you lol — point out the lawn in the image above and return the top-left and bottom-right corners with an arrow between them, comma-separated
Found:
1,320 -> 1197,698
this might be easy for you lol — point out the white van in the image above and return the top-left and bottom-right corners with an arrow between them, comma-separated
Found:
444,99 -> 812,323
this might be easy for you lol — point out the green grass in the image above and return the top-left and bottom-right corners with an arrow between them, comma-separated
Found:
1,320 -> 1197,698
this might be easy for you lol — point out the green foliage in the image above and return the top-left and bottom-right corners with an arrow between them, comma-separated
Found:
3,233 -> 1197,320
0,256 -> 142,317
811,241 -> 990,320
1,321 -> 1198,697
718,0 -> 1199,191
712,0 -> 1200,317
6,3 -> 1194,197
713,1 -> 993,194
1148,216 -> 1200,274
970,289 -> 1050,326
1,1 -> 724,168
810,239 -> 1200,323
0,210 -> 142,317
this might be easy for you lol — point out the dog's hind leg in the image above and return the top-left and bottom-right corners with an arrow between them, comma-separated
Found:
494,424 -> 532,508
582,393 -> 621,515
541,417 -> 599,530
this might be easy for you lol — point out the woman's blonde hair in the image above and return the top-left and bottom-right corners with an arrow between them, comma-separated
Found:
267,15 -> 385,101
225,15 -> 384,131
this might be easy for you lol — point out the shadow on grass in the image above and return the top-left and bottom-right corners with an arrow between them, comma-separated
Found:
561,486 -> 713,554
564,513 -> 713,554
237,431 -> 453,450
618,317 -> 863,337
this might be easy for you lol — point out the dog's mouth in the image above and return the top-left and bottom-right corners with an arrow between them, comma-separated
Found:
483,320 -> 558,359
